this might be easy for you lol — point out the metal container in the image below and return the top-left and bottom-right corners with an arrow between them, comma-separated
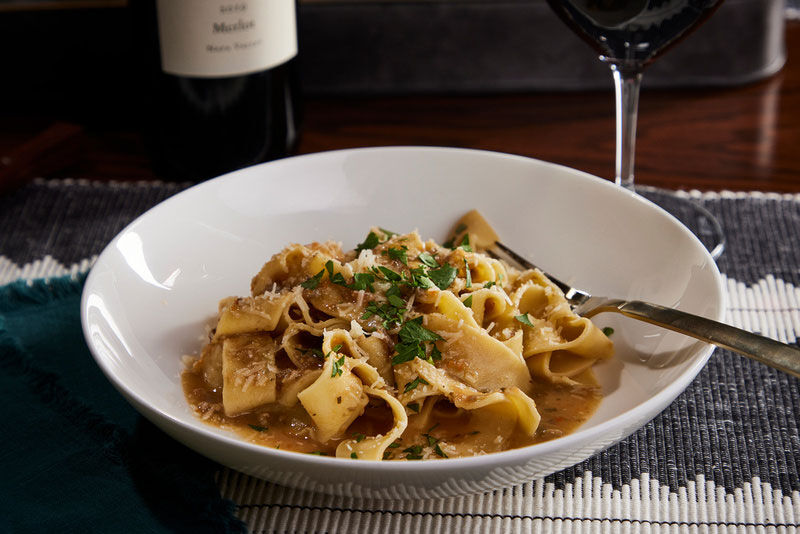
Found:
298,0 -> 787,93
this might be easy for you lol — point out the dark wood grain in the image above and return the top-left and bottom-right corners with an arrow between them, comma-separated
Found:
296,21 -> 800,192
1,21 -> 798,193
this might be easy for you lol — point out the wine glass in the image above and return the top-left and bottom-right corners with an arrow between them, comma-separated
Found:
547,0 -> 725,258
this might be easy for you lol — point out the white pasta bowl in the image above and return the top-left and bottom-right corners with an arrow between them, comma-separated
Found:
81,146 -> 724,498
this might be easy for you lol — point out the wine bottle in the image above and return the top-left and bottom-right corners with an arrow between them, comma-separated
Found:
143,0 -> 301,182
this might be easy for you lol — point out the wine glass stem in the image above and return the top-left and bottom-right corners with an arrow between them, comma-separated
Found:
612,65 -> 643,191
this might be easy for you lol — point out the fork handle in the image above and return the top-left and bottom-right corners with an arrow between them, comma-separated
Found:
585,299 -> 800,378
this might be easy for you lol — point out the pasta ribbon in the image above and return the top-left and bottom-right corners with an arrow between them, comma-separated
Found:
185,220 -> 612,460
221,333 -> 278,416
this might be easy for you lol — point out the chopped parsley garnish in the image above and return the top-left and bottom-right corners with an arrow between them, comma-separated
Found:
387,246 -> 409,265
248,424 -> 269,432
382,450 -> 393,460
483,280 -> 496,289
307,348 -> 325,359
423,433 -> 439,447
403,376 -> 430,393
515,313 -> 534,327
392,317 -> 443,365
459,233 -> 473,252
429,343 -> 442,362
407,266 -> 435,289
300,269 -> 325,290
463,294 -> 473,308
355,231 -> 380,253
399,316 -> 442,344
427,263 -> 457,290
379,227 -> 397,239
406,402 -> 420,413
350,452 -> 358,459
603,326 -> 615,337
386,294 -> 407,309
353,433 -> 366,442
350,272 -> 376,292
361,300 -> 405,329
309,451 -> 328,456
418,252 -> 439,268
373,265 -> 403,282
324,260 -> 348,286
421,428 -> 449,458
391,342 -> 425,366
464,259 -> 472,288
331,355 -> 346,377
403,445 -> 424,460
442,225 -> 466,249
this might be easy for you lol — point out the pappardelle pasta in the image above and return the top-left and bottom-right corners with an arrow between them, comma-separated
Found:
182,216 -> 614,460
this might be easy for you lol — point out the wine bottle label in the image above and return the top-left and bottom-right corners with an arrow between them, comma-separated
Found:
156,0 -> 297,78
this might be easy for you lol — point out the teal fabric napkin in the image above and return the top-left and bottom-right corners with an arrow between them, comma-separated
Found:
0,275 -> 246,533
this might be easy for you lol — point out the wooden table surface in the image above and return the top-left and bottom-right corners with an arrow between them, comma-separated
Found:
1,20 -> 798,194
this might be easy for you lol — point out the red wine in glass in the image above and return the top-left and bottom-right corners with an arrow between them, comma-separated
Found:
547,0 -> 724,67
547,0 -> 726,258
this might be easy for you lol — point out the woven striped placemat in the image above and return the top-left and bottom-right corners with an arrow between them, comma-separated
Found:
1,179 -> 798,533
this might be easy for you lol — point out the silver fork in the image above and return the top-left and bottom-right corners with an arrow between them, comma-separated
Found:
489,241 -> 800,378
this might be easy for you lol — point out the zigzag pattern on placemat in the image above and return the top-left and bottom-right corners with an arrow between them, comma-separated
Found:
221,470 -> 800,534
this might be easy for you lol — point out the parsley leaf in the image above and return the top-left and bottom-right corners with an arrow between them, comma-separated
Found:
350,272 -> 375,292
355,231 -> 380,253
350,452 -> 358,459
418,252 -> 439,268
379,227 -> 397,239
403,376 -> 430,393
388,246 -> 409,265
515,314 -> 534,327
391,342 -> 424,366
464,259 -> 472,288
353,433 -> 366,442
427,264 -> 457,290
331,355 -> 346,377
248,424 -> 269,432
403,445 -> 424,460
407,402 -> 420,413
398,317 -> 443,345
433,443 -> 448,458
300,269 -> 325,290
386,294 -> 406,309
374,265 -> 402,282
429,343 -> 442,363
603,326 -> 615,337
463,294 -> 473,308
407,266 -> 435,289
459,233 -> 473,252
361,301 -> 405,329
422,433 -> 439,447
392,317 -> 443,365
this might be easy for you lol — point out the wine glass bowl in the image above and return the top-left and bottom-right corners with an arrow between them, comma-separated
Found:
546,0 -> 726,257
547,0 -> 725,66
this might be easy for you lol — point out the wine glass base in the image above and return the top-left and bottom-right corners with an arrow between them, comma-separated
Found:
636,186 -> 725,260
